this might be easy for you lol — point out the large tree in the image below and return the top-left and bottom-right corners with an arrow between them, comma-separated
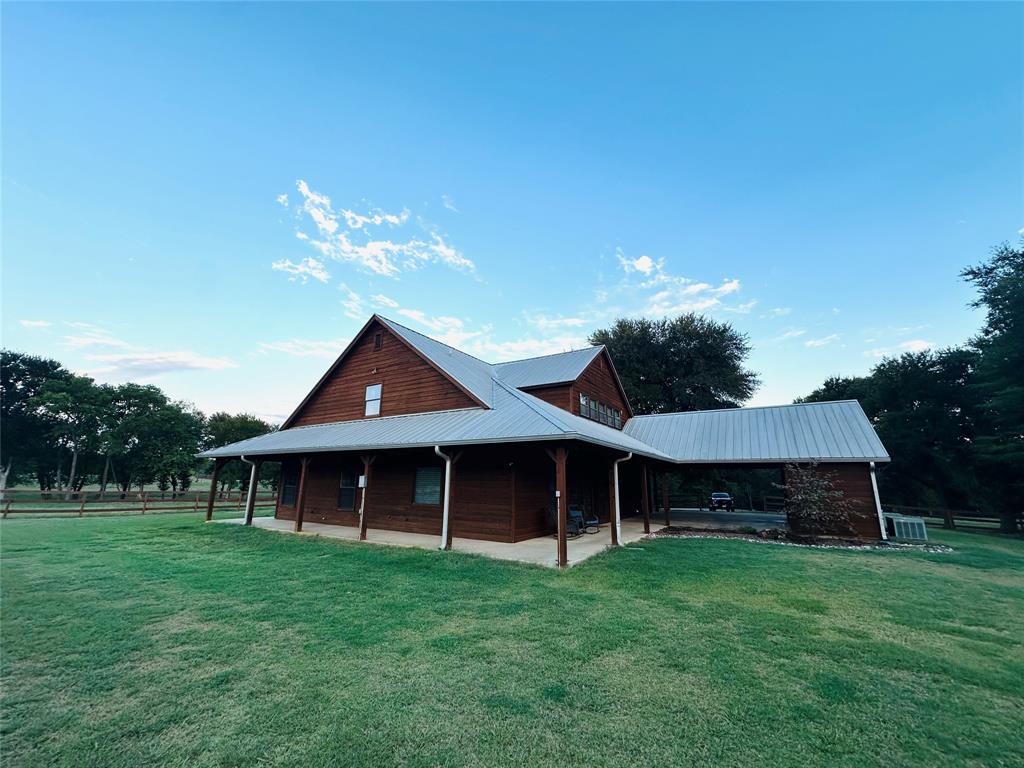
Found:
29,374 -> 107,497
0,351 -> 72,492
589,314 -> 759,413
961,241 -> 1023,531
205,412 -> 277,492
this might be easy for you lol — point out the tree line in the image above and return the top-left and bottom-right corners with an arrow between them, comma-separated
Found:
591,241 -> 1022,532
0,353 -> 277,498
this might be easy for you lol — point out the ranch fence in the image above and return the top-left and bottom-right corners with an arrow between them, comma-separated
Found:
882,503 -> 1008,531
0,488 -> 278,518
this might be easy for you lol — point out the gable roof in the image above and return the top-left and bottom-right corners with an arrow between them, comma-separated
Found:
623,400 -> 889,463
493,347 -> 604,388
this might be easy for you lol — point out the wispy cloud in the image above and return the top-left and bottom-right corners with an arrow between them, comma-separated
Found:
19,319 -> 51,328
804,334 -> 839,348
280,180 -> 475,279
84,351 -> 238,378
864,339 -> 934,358
525,313 -> 588,331
339,284 -> 365,319
370,294 -> 400,308
62,323 -> 131,350
442,194 -> 459,213
762,307 -> 791,319
271,256 -> 330,284
258,338 -> 349,358
613,248 -> 747,317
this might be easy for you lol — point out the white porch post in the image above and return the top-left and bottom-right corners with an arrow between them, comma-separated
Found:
869,461 -> 887,541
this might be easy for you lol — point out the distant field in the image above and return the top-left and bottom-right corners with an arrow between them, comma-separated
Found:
2,514 -> 1021,768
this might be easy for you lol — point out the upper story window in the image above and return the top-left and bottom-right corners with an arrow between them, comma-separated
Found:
364,383 -> 382,416
578,393 -> 622,429
373,332 -> 383,351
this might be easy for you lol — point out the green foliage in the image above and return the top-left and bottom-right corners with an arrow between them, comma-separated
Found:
1,515 -> 1021,767
777,463 -> 856,537
590,314 -> 759,413
206,412 -> 277,490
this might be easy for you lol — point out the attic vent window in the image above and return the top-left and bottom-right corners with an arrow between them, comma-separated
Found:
364,383 -> 382,416
373,333 -> 383,351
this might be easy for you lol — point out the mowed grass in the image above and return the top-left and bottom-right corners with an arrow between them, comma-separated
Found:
2,515 -> 1022,768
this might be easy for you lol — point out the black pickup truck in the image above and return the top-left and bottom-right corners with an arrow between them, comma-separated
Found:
708,492 -> 735,512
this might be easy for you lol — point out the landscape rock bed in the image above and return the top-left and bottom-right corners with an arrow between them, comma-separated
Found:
652,526 -> 954,553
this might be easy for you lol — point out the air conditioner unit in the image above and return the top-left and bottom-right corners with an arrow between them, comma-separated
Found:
884,513 -> 928,541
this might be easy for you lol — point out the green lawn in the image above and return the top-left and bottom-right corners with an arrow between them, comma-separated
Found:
2,515 -> 1022,768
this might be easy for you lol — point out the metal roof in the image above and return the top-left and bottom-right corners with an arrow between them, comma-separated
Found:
200,382 -> 671,460
494,347 -> 604,388
376,316 -> 496,407
623,400 -> 889,463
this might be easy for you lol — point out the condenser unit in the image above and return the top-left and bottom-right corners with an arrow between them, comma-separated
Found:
884,513 -> 928,541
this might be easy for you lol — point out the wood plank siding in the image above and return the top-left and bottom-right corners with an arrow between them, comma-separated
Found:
290,320 -> 479,427
570,352 -> 630,427
784,462 -> 882,539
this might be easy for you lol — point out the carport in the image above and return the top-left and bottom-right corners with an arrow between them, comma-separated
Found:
622,400 -> 892,539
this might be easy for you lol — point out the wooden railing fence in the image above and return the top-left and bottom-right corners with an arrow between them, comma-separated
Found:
0,488 -> 278,518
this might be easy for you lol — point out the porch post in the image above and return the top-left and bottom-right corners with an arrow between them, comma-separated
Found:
243,459 -> 263,526
640,463 -> 651,534
205,458 -> 224,521
555,446 -> 568,568
661,472 -> 671,527
358,454 -> 374,541
608,465 -> 619,546
293,456 -> 311,533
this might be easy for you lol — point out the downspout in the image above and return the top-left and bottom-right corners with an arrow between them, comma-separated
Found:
869,461 -> 887,541
240,455 -> 257,526
434,446 -> 453,550
612,452 -> 633,546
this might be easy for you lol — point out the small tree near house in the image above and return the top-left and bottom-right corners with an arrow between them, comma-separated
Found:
778,463 -> 856,537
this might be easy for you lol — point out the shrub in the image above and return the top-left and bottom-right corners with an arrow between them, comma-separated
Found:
777,463 -> 856,537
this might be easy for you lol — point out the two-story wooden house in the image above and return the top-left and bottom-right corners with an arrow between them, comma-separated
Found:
201,315 -> 890,566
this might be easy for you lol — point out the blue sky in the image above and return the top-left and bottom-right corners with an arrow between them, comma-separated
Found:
3,2 -> 1021,422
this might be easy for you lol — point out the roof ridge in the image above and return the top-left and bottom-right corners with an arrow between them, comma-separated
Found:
628,399 -> 861,418
493,344 -> 602,367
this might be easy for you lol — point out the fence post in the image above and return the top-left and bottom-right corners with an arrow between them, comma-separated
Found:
79,496 -> 86,517
142,493 -> 148,515
3,500 -> 10,518
943,508 -> 956,529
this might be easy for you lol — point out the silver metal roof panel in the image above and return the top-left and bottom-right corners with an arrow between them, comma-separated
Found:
623,400 -> 889,463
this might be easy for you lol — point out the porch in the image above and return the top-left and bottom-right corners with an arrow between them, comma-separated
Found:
215,514 -> 652,568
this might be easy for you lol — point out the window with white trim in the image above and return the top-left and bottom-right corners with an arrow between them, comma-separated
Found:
364,383 -> 382,416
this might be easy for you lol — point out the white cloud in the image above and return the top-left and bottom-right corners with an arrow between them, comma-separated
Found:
864,339 -> 934,358
370,294 -> 399,308
83,350 -> 237,379
62,323 -> 131,350
762,307 -> 791,319
613,248 -> 749,317
804,334 -> 839,348
271,257 -> 330,284
258,338 -> 348,358
282,180 -> 475,278
276,193 -> 289,208
339,284 -> 365,320
723,300 -> 757,314
617,251 -> 660,276
442,194 -> 459,213
525,313 -> 587,331
19,320 -> 51,328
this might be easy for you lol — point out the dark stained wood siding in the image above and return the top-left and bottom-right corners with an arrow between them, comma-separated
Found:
519,384 -> 572,411
291,320 -> 478,427
784,462 -> 882,539
569,352 -> 630,428
513,450 -> 554,541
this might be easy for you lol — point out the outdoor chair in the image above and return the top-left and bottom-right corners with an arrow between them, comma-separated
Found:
569,504 -> 601,534
548,506 -> 583,538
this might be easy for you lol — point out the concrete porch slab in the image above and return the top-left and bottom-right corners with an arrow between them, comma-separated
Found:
214,515 -> 652,568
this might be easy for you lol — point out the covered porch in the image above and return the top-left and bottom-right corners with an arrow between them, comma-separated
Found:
216,514 -> 652,568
